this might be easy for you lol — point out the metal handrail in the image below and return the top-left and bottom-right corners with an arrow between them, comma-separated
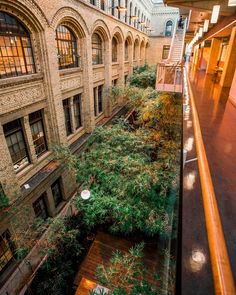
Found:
186,70 -> 235,295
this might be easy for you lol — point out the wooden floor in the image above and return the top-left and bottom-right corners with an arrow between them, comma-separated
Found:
74,231 -> 162,294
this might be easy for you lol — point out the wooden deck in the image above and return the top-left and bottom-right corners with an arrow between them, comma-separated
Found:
74,231 -> 162,294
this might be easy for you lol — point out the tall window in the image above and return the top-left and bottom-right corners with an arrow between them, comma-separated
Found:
33,193 -> 48,220
90,0 -> 96,5
125,0 -> 128,22
73,94 -> 82,129
134,7 -> 137,27
125,40 -> 129,61
92,33 -> 103,65
3,119 -> 29,172
0,231 -> 14,273
0,11 -> 35,79
133,40 -> 138,60
56,25 -> 78,69
94,85 -> 103,116
101,0 -> 105,10
162,45 -> 170,59
112,37 -> 118,62
165,20 -> 173,37
112,0 -> 115,16
51,179 -> 63,208
29,110 -> 47,157
118,0 -> 121,19
98,85 -> 103,114
63,99 -> 72,136
129,3 -> 132,25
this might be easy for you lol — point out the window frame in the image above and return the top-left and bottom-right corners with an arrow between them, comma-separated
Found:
0,11 -> 36,79
112,37 -> 118,63
56,24 -> 79,70
3,118 -> 30,172
63,98 -> 73,136
51,179 -> 63,208
73,94 -> 83,130
29,110 -> 47,158
33,193 -> 48,220
92,33 -> 103,65
0,230 -> 15,274
162,45 -> 170,60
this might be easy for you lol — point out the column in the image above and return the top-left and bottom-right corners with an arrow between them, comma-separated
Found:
220,26 -> 236,88
104,39 -> 113,117
206,38 -> 221,74
41,28 -> 67,145
81,35 -> 95,133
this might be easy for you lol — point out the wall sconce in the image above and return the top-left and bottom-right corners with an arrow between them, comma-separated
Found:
139,21 -> 146,26
110,6 -> 127,12
211,5 -> 220,24
129,15 -> 139,20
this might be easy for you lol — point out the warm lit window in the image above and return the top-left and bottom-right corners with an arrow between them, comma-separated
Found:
0,11 -> 36,79
3,119 -> 29,172
112,37 -> 118,62
94,85 -> 103,116
0,231 -> 14,273
56,25 -> 79,70
29,110 -> 47,157
51,179 -> 63,207
73,94 -> 82,129
165,20 -> 173,37
33,193 -> 48,220
125,40 -> 129,61
162,45 -> 170,60
92,33 -> 103,65
63,98 -> 72,136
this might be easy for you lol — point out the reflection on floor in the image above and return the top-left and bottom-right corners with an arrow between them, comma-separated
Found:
182,65 -> 236,294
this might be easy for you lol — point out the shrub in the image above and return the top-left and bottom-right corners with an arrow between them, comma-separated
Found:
129,65 -> 156,89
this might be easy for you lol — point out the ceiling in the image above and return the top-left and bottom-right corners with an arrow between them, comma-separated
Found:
163,0 -> 236,42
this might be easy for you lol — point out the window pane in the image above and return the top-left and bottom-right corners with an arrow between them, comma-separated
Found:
33,194 -> 48,220
92,33 -> 103,65
51,180 -> 63,207
73,94 -> 82,129
3,119 -> 29,172
0,12 -> 35,79
63,99 -> 73,136
56,25 -> 79,70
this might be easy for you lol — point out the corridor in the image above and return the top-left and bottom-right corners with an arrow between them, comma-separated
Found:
182,66 -> 236,294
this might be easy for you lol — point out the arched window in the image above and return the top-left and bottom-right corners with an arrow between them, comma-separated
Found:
133,40 -> 139,60
134,7 -> 137,27
165,20 -> 173,37
56,25 -> 78,69
125,40 -> 129,61
129,2 -> 133,25
92,33 -> 103,65
0,12 -> 36,79
112,37 -> 118,63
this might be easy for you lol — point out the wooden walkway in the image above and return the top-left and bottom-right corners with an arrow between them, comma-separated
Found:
74,231 -> 162,294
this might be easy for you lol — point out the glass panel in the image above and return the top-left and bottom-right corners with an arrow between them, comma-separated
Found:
0,12 -> 35,78
51,180 -> 63,208
56,25 -> 79,69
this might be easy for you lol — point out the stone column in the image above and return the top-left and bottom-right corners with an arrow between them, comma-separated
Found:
104,39 -> 113,117
220,26 -> 236,88
206,38 -> 221,74
81,35 -> 95,133
118,41 -> 125,106
41,28 -> 67,145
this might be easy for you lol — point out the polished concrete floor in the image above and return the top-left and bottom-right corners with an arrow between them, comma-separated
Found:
182,65 -> 236,294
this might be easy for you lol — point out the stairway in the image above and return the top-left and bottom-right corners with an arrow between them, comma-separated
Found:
168,21 -> 186,63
